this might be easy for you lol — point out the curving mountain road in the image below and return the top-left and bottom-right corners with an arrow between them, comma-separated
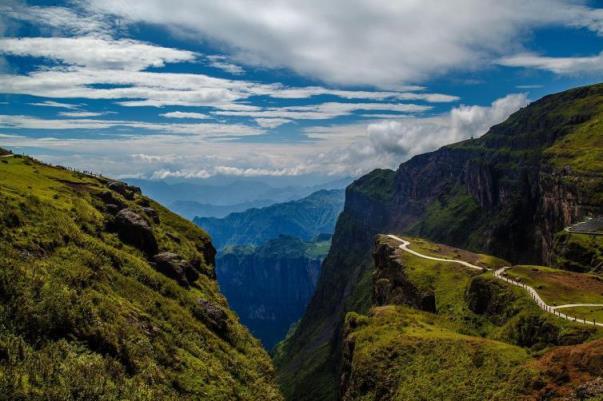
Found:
386,235 -> 603,328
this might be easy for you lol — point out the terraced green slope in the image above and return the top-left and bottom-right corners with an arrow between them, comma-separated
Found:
0,153 -> 282,400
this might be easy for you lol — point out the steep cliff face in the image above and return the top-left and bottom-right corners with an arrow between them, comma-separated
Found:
372,238 -> 435,312
217,236 -> 324,350
0,153 -> 283,400
275,83 -> 603,401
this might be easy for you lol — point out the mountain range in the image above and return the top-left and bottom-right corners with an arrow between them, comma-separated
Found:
127,177 -> 351,219
194,189 -> 345,249
1,83 -> 602,401
274,83 -> 603,401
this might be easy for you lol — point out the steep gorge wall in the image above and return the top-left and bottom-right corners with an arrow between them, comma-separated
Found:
275,83 -> 603,401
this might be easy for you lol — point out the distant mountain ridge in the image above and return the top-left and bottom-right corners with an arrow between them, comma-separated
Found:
194,189 -> 345,249
170,198 -> 276,219
127,177 -> 352,219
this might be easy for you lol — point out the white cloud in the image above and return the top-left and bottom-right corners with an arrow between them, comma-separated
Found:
160,111 -> 210,119
1,3 -> 114,37
0,94 -> 528,180
215,102 -> 431,120
0,114 -> 263,137
0,37 -> 198,71
87,0 -> 603,86
498,52 -> 603,75
207,55 -> 245,75
305,93 -> 529,173
254,118 -> 291,128
29,100 -> 82,109
0,66 -> 456,109
58,111 -> 107,117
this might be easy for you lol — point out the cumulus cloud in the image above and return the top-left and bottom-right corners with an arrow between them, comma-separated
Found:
498,52 -> 603,75
367,93 -> 529,158
87,0 -> 603,86
305,93 -> 529,174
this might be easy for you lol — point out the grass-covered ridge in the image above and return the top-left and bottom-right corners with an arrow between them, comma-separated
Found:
341,236 -> 603,400
0,153 -> 282,400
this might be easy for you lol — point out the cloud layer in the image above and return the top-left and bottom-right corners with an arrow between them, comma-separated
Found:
87,0 -> 603,86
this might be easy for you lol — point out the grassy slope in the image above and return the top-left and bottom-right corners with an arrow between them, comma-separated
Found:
0,154 -> 282,400
343,306 -> 533,401
505,265 -> 603,320
342,237 -> 602,401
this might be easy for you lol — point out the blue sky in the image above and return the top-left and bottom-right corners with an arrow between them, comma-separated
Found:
1,0 -> 603,183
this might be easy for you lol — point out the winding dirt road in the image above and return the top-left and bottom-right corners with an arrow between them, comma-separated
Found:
386,234 -> 603,328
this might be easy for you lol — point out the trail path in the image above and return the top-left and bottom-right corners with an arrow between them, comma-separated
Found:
386,234 -> 603,328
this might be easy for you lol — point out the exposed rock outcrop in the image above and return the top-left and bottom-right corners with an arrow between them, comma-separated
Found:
108,181 -> 141,200
153,251 -> 201,288
465,275 -> 517,325
142,206 -> 160,223
112,208 -> 158,255
194,298 -> 229,339
372,236 -> 436,313
275,83 -> 603,401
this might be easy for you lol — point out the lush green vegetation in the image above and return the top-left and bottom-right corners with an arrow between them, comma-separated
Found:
342,306 -> 534,401
552,231 -> 603,273
347,169 -> 397,203
275,83 -> 603,401
505,265 -> 603,307
341,237 -> 602,400
0,154 -> 282,400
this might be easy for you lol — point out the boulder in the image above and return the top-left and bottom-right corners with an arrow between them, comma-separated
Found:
142,207 -> 160,223
108,181 -> 141,200
152,252 -> 201,288
194,299 -> 229,337
113,208 -> 158,255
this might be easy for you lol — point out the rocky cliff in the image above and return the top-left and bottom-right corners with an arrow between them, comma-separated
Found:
274,83 -> 603,401
217,235 -> 325,350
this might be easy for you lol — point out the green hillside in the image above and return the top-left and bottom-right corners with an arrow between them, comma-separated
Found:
339,236 -> 602,401
0,153 -> 282,400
